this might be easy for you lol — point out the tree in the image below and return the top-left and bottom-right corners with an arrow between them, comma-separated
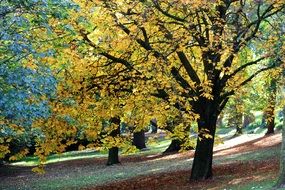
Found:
264,78 -> 278,135
107,117 -> 121,165
225,95 -> 244,135
133,130 -> 147,150
68,0 -> 285,180
150,119 -> 158,133
0,0 -> 76,162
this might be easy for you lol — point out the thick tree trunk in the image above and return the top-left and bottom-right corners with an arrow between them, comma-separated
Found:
107,117 -> 120,165
275,106 -> 285,188
163,139 -> 182,154
265,108 -> 275,135
190,110 -> 218,180
164,138 -> 194,154
265,79 -> 277,135
133,131 -> 147,150
107,147 -> 119,166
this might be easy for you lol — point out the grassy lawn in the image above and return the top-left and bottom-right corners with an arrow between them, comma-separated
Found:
10,137 -> 171,167
1,133 -> 282,190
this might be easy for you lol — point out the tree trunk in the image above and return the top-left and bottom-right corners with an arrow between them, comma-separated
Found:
242,113 -> 255,128
133,130 -> 147,150
261,112 -> 267,127
216,113 -> 224,127
227,101 -> 243,135
190,109 -> 218,180
265,79 -> 277,135
275,106 -> 285,188
107,117 -> 120,165
235,112 -> 243,136
163,139 -> 182,154
164,138 -> 194,154
150,119 -> 158,133
107,147 -> 119,166
265,107 -> 275,135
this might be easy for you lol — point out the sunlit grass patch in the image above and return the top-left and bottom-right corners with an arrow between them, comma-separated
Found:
10,138 -> 171,167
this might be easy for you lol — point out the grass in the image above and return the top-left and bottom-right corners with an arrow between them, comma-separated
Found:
230,179 -> 276,190
2,133 -> 281,190
11,138 -> 171,167
11,149 -> 106,166
2,130 -> 282,190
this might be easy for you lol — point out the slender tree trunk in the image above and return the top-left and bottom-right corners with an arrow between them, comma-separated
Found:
275,106 -> 285,188
150,119 -> 158,133
265,107 -> 275,135
227,101 -> 243,135
235,112 -> 243,135
216,113 -> 224,127
265,79 -> 277,135
261,112 -> 267,127
107,117 -> 120,165
133,130 -> 147,150
242,113 -> 255,128
190,108 -> 218,180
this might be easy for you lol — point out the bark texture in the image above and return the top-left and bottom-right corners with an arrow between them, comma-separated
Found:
150,119 -> 158,133
190,104 -> 218,180
133,131 -> 147,150
163,139 -> 182,154
265,79 -> 277,135
107,117 -> 121,165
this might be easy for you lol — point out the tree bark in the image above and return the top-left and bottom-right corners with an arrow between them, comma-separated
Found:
133,130 -> 147,150
216,113 -> 224,127
107,117 -> 120,165
150,119 -> 158,133
163,139 -> 182,154
265,107 -> 275,135
265,79 -> 277,135
227,101 -> 243,135
190,107 -> 218,180
235,112 -> 243,135
107,147 -> 119,166
163,138 -> 194,154
275,106 -> 285,188
242,113 -> 255,128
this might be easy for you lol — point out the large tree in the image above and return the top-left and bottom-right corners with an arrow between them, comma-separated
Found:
71,0 -> 285,180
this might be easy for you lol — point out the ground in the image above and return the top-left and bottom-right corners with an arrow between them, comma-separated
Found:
0,133 -> 282,190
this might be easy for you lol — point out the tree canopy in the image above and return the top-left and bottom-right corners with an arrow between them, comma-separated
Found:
1,0 -> 285,182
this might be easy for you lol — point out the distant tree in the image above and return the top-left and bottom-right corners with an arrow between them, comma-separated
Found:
150,119 -> 158,133
133,130 -> 147,150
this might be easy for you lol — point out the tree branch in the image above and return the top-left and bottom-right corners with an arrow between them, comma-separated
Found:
221,64 -> 276,99
152,0 -> 187,22
176,51 -> 201,84
225,56 -> 267,80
